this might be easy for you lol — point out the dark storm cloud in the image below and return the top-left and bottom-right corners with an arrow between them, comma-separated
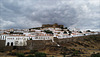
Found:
0,0 -> 100,31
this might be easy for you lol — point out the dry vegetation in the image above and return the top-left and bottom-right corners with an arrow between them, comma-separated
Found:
39,34 -> 100,57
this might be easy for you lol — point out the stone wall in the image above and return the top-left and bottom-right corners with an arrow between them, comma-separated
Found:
0,40 -> 5,51
27,40 -> 52,50
3,46 -> 13,51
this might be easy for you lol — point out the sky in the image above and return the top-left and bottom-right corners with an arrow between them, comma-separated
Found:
0,0 -> 100,31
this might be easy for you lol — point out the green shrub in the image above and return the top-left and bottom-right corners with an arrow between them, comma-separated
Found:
16,53 -> 25,57
43,30 -> 53,34
72,50 -> 79,56
86,30 -> 91,32
26,55 -> 34,57
30,50 -> 38,54
35,52 -> 46,57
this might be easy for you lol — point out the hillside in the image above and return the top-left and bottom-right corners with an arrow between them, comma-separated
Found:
0,34 -> 100,57
39,34 -> 100,57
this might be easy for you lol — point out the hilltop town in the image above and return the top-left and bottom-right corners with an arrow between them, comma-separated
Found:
0,23 -> 100,57
0,23 -> 99,46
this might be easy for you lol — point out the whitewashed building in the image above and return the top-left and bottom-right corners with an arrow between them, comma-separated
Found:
0,32 -> 53,46
0,34 -> 28,46
6,36 -> 28,46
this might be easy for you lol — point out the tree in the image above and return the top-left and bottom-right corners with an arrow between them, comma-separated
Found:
64,27 -> 67,29
68,31 -> 72,34
26,55 -> 34,57
91,53 -> 100,57
61,27 -> 64,29
16,53 -> 25,57
64,31 -> 67,34
35,52 -> 46,57
30,49 -> 38,54
68,31 -> 72,35
30,38 -> 32,40
51,56 -> 54,57
72,50 -> 79,56
43,30 -> 53,34
79,31 -> 82,33
86,30 -> 91,32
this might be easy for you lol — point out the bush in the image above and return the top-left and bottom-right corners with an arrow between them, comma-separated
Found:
72,50 -> 79,56
35,52 -> 46,57
26,55 -> 34,57
79,31 -> 82,33
64,31 -> 67,34
30,38 -> 32,40
7,52 -> 16,56
16,53 -> 25,57
30,50 -> 38,54
52,56 -> 54,57
43,30 -> 53,34
91,53 -> 100,57
86,30 -> 91,32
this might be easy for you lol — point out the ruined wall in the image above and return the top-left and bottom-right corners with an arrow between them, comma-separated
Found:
27,40 -> 52,50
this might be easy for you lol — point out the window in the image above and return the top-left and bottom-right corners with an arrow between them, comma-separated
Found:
35,37 -> 38,39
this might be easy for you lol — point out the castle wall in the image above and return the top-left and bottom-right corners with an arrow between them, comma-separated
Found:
42,23 -> 64,28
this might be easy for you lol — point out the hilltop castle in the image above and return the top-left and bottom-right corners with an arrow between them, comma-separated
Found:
42,23 -> 64,28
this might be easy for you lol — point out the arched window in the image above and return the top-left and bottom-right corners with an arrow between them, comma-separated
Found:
11,42 -> 13,46
7,42 -> 10,46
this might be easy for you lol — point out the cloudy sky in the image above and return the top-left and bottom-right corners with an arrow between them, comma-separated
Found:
0,0 -> 100,31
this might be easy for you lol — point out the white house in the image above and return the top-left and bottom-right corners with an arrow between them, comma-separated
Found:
0,32 -> 54,46
35,32 -> 53,40
6,35 -> 28,46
